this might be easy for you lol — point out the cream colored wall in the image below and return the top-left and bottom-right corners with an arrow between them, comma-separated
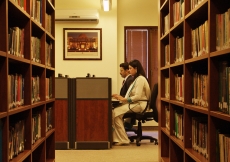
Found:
55,0 -> 158,126
55,0 -> 118,93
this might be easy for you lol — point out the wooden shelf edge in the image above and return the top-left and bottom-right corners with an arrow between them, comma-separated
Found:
210,48 -> 230,57
184,104 -> 208,114
10,150 -> 31,162
210,111 -> 230,122
170,135 -> 184,149
185,148 -> 208,162
161,157 -> 169,162
9,105 -> 31,115
8,54 -> 30,64
32,137 -> 46,151
0,112 -> 7,118
46,128 -> 55,138
0,51 -> 6,57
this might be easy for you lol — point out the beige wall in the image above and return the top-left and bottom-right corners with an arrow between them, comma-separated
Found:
55,0 -> 158,126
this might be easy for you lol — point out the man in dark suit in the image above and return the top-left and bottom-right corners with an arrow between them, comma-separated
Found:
112,62 -> 133,98
112,62 -> 134,129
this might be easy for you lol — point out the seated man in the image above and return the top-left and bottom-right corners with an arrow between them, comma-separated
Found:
112,62 -> 133,98
112,62 -> 134,129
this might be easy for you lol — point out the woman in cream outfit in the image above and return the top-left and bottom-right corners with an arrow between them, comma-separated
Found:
113,59 -> 151,146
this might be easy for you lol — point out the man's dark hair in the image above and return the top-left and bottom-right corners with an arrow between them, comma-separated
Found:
120,62 -> 129,70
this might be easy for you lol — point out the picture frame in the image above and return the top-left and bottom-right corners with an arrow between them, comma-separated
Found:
63,28 -> 102,60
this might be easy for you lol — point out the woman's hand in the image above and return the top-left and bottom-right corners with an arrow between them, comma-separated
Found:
116,95 -> 127,102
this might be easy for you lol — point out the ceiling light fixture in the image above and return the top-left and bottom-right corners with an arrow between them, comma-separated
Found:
101,0 -> 112,12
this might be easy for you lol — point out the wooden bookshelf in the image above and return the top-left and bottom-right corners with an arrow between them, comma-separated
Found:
158,0 -> 230,161
0,0 -> 55,161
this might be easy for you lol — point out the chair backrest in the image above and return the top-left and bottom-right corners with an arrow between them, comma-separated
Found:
149,83 -> 158,122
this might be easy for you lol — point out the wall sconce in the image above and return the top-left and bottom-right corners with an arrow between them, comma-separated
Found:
101,0 -> 112,12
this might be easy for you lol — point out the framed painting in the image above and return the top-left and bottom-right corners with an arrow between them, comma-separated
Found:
63,28 -> 102,60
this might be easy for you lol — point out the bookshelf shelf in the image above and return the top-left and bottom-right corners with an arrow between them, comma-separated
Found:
158,0 -> 230,161
0,0 -> 55,161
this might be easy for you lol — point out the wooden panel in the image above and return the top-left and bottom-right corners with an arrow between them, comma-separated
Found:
55,100 -> 68,141
76,78 -> 109,98
76,100 -> 109,141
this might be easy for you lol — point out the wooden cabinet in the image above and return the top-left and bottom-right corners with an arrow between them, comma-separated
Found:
158,0 -> 230,161
0,0 -> 55,161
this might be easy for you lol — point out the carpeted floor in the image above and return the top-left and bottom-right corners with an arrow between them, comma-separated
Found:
55,131 -> 159,162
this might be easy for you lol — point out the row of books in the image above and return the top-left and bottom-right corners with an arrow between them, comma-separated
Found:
163,14 -> 169,36
45,13 -> 52,34
31,36 -> 41,63
165,78 -> 170,99
32,113 -> 41,144
32,76 -> 40,103
216,8 -> 230,51
217,130 -> 230,162
32,108 -> 53,144
192,72 -> 208,107
164,44 -> 169,66
175,74 -> 184,102
11,0 -> 26,11
9,120 -> 25,160
218,61 -> 230,115
191,20 -> 209,58
8,27 -> 25,58
31,0 -> 42,25
174,110 -> 183,141
46,77 -> 53,100
46,41 -> 53,67
192,117 -> 208,159
46,107 -> 53,132
190,0 -> 204,11
165,106 -> 170,131
173,0 -> 184,25
174,36 -> 184,63
8,74 -> 24,109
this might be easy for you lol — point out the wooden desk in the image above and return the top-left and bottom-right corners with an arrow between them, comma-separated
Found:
55,77 -> 112,150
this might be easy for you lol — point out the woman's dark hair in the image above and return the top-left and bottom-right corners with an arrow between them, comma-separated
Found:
129,59 -> 147,80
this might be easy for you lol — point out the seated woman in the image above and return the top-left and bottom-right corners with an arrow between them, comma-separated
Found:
112,59 -> 151,146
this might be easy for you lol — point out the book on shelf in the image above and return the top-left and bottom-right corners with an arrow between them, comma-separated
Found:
31,0 -> 42,24
11,0 -> 27,11
192,117 -> 208,159
175,74 -> 184,102
46,107 -> 53,132
190,0 -> 205,11
8,74 -> 25,109
173,0 -> 184,25
165,78 -> 170,99
174,110 -> 183,141
31,76 -> 40,104
192,72 -> 208,107
45,13 -> 52,34
31,37 -> 41,63
45,41 -> 53,67
216,8 -> 230,51
32,113 -> 41,144
46,77 -> 52,100
165,45 -> 169,66
8,27 -> 25,58
216,130 -> 230,162
191,20 -> 208,58
9,120 -> 25,160
163,14 -> 169,36
165,105 -> 170,131
174,36 -> 184,63
218,61 -> 230,114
